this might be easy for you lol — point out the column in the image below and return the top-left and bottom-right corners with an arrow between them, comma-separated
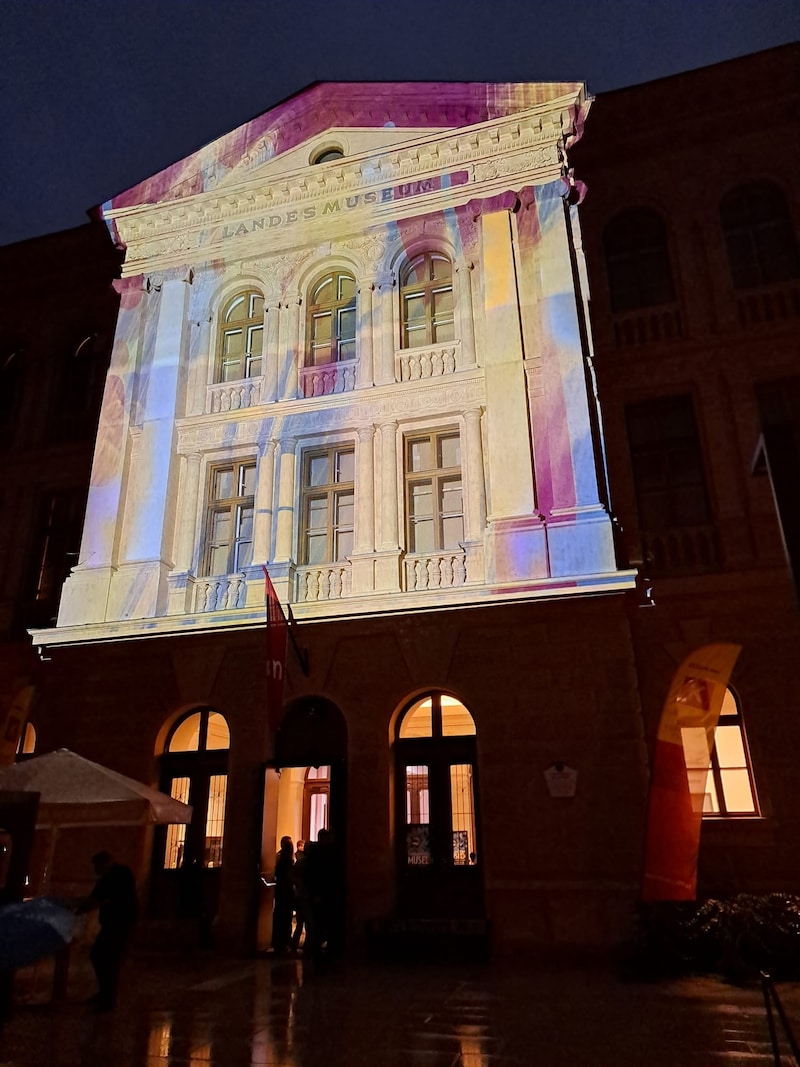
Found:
261,297 -> 281,403
253,439 -> 277,563
189,314 -> 213,415
279,294 -> 302,400
173,452 -> 202,571
479,207 -> 547,584
463,408 -> 486,538
373,272 -> 396,386
379,421 -> 399,550
355,425 -> 376,552
455,258 -> 477,368
273,437 -> 297,563
356,280 -> 375,389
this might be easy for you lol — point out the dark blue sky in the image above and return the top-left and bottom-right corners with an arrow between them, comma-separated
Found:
2,0 -> 798,246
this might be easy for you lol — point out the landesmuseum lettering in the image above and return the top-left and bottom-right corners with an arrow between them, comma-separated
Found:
220,170 -> 469,239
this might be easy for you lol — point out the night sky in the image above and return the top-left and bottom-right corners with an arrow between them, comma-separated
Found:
2,0 -> 798,247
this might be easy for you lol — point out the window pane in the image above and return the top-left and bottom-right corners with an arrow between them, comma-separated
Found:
247,324 -> 263,356
234,536 -> 252,570
163,777 -> 191,869
209,543 -> 230,576
338,275 -> 356,300
169,713 -> 201,752
702,769 -> 720,814
411,482 -> 433,518
431,255 -> 452,281
213,470 -> 234,500
441,697 -> 477,736
715,724 -> 747,768
404,293 -> 426,322
204,775 -> 227,868
335,529 -> 353,560
338,308 -> 356,343
307,455 -> 330,487
222,329 -> 244,356
441,478 -> 463,514
719,769 -> 757,814
312,276 -> 334,304
336,492 -> 354,529
312,312 -> 332,344
433,319 -> 456,343
336,450 -> 355,483
439,434 -> 461,469
405,765 -> 431,864
409,439 -> 433,473
442,516 -> 464,549
224,296 -> 246,322
306,532 -> 328,564
405,325 -> 427,348
206,713 -> 230,750
450,764 -> 476,865
307,497 -> 328,529
239,464 -> 256,497
404,259 -> 425,286
249,293 -> 264,319
309,792 -> 329,841
433,286 -> 454,315
399,699 -> 433,738
210,510 -> 231,545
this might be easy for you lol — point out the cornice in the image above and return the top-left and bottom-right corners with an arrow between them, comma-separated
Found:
109,99 -> 579,276
175,373 -> 486,454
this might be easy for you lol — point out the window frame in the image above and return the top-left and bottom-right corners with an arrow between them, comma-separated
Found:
602,208 -> 676,314
305,271 -> 357,367
703,689 -> 760,819
300,445 -> 355,565
404,429 -> 464,555
399,252 -> 455,350
215,290 -> 265,383
720,180 -> 800,290
201,458 -> 257,577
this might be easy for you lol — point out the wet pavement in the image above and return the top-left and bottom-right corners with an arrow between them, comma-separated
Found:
2,945 -> 800,1066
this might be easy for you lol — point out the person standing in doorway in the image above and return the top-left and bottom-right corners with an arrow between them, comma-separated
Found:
271,836 -> 295,956
79,850 -> 138,1012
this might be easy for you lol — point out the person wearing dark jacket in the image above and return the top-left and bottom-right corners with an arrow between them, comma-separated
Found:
79,850 -> 138,1011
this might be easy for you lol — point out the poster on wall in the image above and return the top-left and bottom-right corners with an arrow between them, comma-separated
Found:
406,825 -> 432,865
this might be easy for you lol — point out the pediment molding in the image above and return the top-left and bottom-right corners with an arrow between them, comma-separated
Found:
110,94 -> 583,276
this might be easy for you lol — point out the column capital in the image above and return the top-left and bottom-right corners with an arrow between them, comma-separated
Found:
281,292 -> 302,308
357,424 -> 376,442
374,271 -> 396,292
455,258 -> 475,273
278,435 -> 297,453
357,277 -> 377,294
380,419 -> 399,434
259,438 -> 279,459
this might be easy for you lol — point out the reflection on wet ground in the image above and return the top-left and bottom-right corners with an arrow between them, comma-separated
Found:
3,949 -> 800,1066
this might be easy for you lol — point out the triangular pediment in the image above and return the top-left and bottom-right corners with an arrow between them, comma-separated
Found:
102,80 -> 586,216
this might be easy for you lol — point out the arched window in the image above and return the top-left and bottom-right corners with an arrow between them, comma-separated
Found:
720,181 -> 800,290
702,688 -> 759,817
159,708 -> 230,872
306,271 -> 356,366
400,252 -> 455,349
395,692 -> 480,890
16,722 -> 36,758
216,291 -> 264,382
602,209 -> 676,313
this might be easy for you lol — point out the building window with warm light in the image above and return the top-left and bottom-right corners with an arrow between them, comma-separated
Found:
400,252 -> 455,349
305,272 -> 356,367
216,291 -> 264,382
702,688 -> 759,817
405,430 -> 463,554
202,460 -> 256,576
300,446 -> 354,564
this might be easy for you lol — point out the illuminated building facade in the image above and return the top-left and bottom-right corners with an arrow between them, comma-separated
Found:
23,48 -> 800,954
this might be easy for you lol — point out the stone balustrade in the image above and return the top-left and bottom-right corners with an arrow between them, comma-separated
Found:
296,564 -> 351,602
404,550 -> 467,591
299,362 -> 357,398
194,573 -> 248,612
395,341 -> 461,382
206,378 -> 263,414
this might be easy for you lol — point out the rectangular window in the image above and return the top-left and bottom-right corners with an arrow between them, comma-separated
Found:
405,431 -> 464,553
702,690 -> 759,817
450,763 -> 477,866
202,459 -> 256,576
204,774 -> 227,868
301,446 -> 355,564
625,396 -> 716,572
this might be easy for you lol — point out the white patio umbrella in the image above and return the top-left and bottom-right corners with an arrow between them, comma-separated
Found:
0,749 -> 192,824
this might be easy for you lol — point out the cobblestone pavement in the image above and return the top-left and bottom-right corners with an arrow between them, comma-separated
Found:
2,947 -> 800,1066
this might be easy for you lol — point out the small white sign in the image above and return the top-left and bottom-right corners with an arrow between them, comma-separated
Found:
544,763 -> 578,798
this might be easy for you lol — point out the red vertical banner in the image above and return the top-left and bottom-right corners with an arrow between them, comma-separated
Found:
641,643 -> 741,901
263,567 -> 288,733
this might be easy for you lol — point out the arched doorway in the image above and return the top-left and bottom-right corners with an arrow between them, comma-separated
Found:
152,707 -> 230,924
394,692 -> 483,919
